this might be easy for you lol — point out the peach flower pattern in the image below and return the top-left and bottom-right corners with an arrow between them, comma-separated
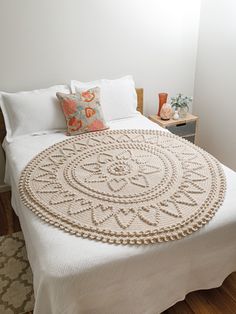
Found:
68,117 -> 82,132
62,99 -> 77,116
88,119 -> 106,131
56,87 -> 108,135
81,90 -> 95,102
85,107 -> 96,118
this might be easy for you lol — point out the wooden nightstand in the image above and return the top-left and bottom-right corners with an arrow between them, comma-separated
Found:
149,113 -> 198,144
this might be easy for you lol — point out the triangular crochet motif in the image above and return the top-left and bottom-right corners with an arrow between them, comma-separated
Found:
19,129 -> 226,245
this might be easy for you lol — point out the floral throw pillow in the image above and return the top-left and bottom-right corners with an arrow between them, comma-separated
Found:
56,87 -> 109,135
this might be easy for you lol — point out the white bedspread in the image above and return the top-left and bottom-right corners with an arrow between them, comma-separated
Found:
3,114 -> 236,314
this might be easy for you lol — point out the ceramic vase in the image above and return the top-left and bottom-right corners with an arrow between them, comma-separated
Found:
173,110 -> 179,120
160,103 -> 173,120
178,106 -> 188,118
158,93 -> 168,116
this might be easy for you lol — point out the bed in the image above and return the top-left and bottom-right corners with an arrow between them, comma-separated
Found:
1,84 -> 236,314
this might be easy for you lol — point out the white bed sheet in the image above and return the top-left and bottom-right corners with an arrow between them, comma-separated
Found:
3,114 -> 236,314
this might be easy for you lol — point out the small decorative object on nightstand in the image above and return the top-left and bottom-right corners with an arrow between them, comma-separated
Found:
171,94 -> 193,119
160,103 -> 173,120
149,113 -> 198,144
173,110 -> 179,120
157,93 -> 168,116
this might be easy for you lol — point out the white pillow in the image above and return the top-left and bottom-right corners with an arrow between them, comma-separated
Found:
0,85 -> 70,142
70,76 -> 138,121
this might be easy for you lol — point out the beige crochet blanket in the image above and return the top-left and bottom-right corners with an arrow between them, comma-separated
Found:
19,129 -> 226,245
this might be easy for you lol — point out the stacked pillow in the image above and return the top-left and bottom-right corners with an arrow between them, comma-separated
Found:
0,76 -> 138,141
0,85 -> 70,142
56,87 -> 108,135
70,75 -> 138,121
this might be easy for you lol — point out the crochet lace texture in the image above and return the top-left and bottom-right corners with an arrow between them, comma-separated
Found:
19,129 -> 226,245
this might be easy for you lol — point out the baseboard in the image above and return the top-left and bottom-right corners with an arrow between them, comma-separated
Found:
0,184 -> 11,193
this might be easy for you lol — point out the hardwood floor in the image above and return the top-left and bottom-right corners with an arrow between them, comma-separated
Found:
0,191 -> 236,314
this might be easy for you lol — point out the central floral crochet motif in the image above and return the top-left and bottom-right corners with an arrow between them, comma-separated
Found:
19,129 -> 226,245
107,162 -> 131,176
80,150 -> 161,192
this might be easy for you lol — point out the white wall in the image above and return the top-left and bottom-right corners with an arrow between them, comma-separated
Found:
0,0 -> 201,186
193,0 -> 236,171
0,0 -> 200,114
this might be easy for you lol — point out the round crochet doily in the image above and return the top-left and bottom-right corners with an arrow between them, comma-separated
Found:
19,129 -> 226,245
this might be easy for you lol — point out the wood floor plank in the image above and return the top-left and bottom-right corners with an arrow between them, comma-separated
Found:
185,281 -> 236,314
199,287 -> 236,314
186,290 -> 222,314
221,272 -> 236,303
165,300 -> 194,314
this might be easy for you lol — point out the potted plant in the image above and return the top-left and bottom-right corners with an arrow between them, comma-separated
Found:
170,94 -> 193,118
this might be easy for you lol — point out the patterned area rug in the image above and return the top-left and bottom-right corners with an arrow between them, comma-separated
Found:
19,129 -> 226,245
0,232 -> 34,313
